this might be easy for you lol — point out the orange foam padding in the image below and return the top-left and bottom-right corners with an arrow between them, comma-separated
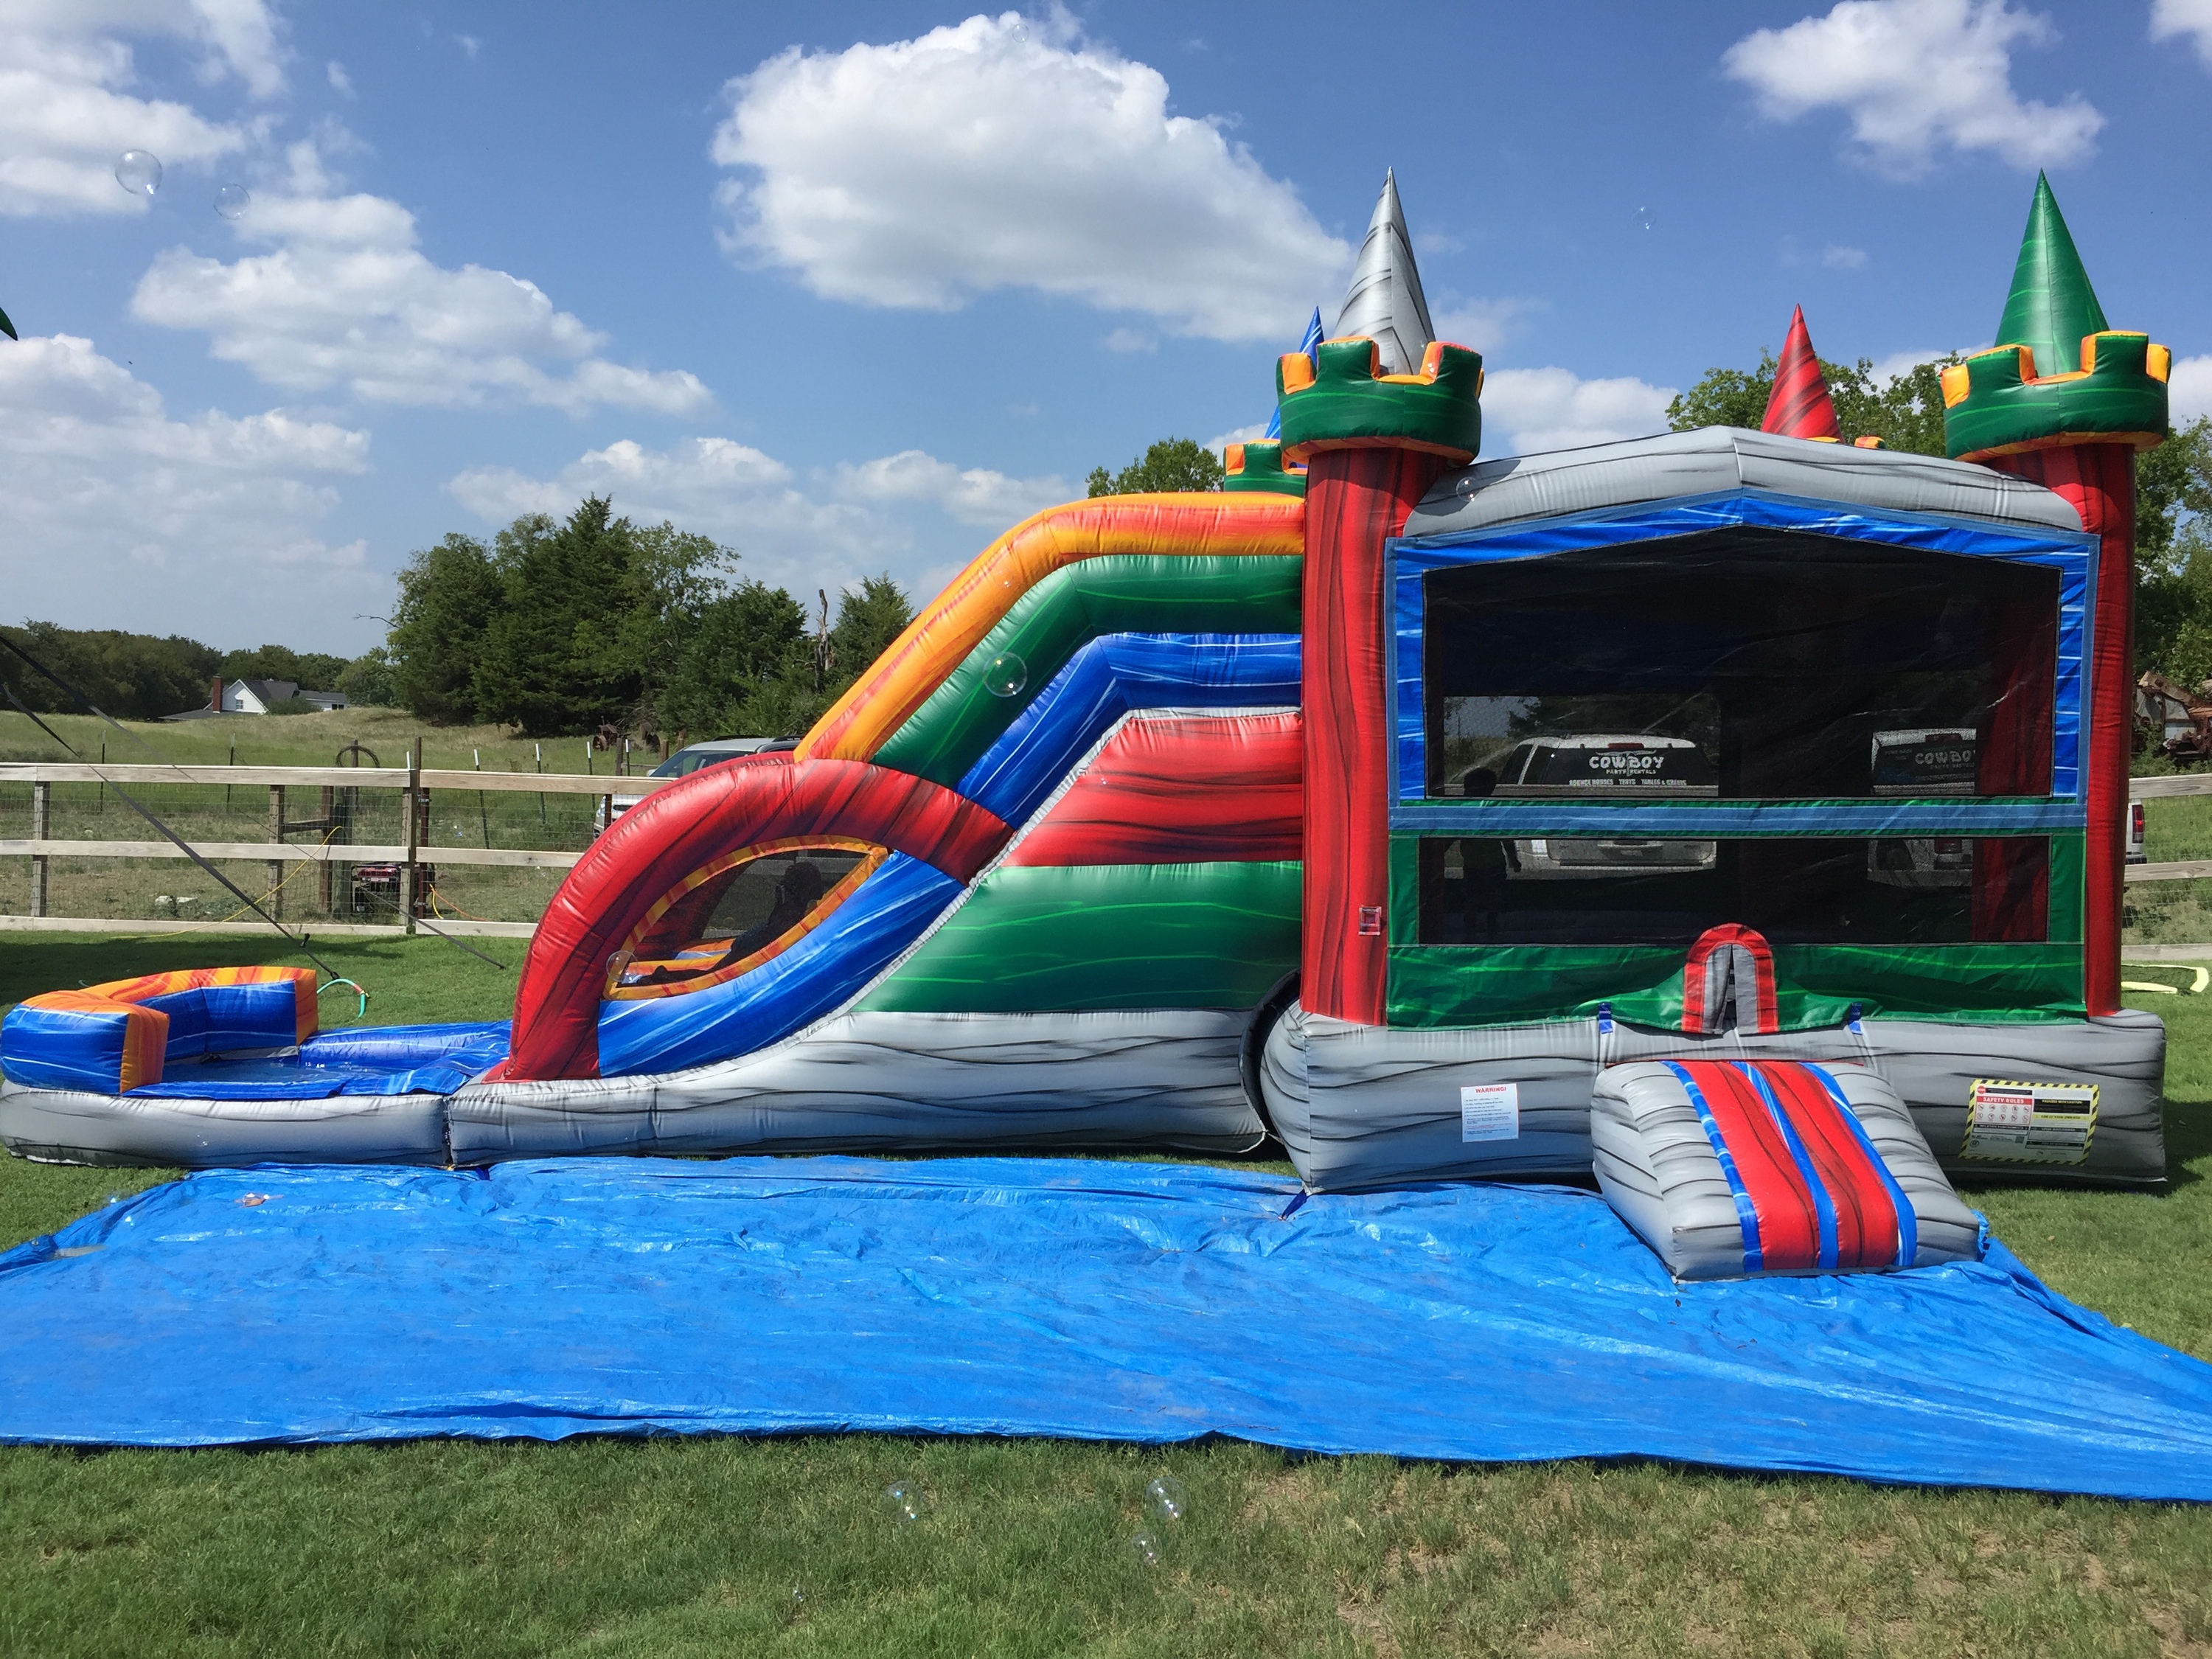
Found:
796,493 -> 1304,767
1301,446 -> 1451,1026
1006,712 -> 1302,867
12,989 -> 172,1091
1986,442 -> 2133,1014
86,965 -> 319,1044
507,755 -> 1011,1081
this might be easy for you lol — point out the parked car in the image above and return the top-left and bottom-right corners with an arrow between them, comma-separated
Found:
596,737 -> 797,832
1470,734 -> 1718,880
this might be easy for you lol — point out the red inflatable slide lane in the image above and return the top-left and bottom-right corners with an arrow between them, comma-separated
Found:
505,756 -> 1010,1081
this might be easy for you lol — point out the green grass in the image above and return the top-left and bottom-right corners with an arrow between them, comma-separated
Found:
4,937 -> 2212,1655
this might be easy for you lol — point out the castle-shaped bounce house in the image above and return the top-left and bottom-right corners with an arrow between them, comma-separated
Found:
2,174 -> 2176,1280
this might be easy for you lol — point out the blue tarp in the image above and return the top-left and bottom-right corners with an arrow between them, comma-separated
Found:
3,1156 -> 2209,1500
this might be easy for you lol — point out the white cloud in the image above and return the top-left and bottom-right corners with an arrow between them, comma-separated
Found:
2171,355 -> 2212,427
2152,0 -> 2212,69
1205,420 -> 1270,456
1481,367 -> 1677,456
1722,0 -> 2103,177
327,60 -> 352,96
131,139 -> 712,414
832,449 -> 1068,526
710,10 -> 1347,341
1102,328 -> 1156,355
1823,244 -> 1869,271
0,0 -> 288,218
447,437 -> 1071,601
1431,296 -> 1543,355
0,332 -> 379,644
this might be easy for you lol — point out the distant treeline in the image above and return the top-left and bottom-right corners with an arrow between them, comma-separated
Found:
0,623 -> 393,723
385,496 -> 914,740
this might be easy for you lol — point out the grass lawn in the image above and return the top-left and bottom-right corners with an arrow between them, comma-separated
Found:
3,936 -> 2212,1655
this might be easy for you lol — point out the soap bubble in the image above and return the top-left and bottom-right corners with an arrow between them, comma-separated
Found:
115,150 -> 163,198
883,1478 -> 922,1523
982,651 -> 1027,698
1129,1527 -> 1164,1567
103,1192 -> 125,1207
1144,1474 -> 1189,1523
213,183 -> 250,220
1633,205 -> 1656,233
1012,18 -> 1029,41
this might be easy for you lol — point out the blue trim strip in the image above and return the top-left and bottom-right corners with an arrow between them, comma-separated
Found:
1736,1063 -> 1839,1270
1389,800 -> 2081,835
1808,1062 -> 1918,1269
1664,1060 -> 1763,1273
956,633 -> 1301,829
1390,488 -> 2093,812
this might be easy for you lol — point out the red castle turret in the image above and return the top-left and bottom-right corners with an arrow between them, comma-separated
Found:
1761,306 -> 1843,442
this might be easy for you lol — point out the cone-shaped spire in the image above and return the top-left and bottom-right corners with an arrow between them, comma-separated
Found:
1333,169 -> 1434,375
1761,305 -> 1842,441
1994,173 -> 2109,379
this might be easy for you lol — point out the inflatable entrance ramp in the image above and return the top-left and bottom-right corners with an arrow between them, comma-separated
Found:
1594,1059 -> 1980,1280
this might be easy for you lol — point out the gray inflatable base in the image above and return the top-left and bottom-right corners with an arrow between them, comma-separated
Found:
1262,1004 -> 2166,1192
0,1081 -> 449,1168
448,1009 -> 1267,1165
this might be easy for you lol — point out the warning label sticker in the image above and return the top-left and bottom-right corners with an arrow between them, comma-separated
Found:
1460,1082 -> 1520,1144
1961,1078 -> 2098,1164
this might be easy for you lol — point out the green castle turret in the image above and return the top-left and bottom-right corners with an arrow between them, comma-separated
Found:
1942,174 -> 2170,462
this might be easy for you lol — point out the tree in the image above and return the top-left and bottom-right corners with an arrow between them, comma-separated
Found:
2132,417 -> 2212,685
1086,437 -> 1224,497
1666,350 -> 1954,456
614,521 -> 737,740
473,498 -> 644,737
219,643 -> 350,691
658,580 -> 807,740
388,532 -> 504,724
0,622 -> 218,720
338,648 -> 399,707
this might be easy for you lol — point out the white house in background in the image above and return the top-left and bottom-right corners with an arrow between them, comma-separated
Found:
164,677 -> 348,719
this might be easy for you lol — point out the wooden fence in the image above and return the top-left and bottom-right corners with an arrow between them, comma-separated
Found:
0,755 -> 673,940
7,759 -> 2212,942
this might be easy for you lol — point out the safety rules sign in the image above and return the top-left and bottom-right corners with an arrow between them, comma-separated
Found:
1459,1082 -> 1520,1144
1961,1078 -> 2098,1164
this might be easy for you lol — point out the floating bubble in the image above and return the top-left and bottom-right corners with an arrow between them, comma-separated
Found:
1129,1527 -> 1163,1567
1144,1474 -> 1189,1523
115,150 -> 163,198
1633,205 -> 1656,233
214,183 -> 250,220
982,651 -> 1027,698
103,1192 -> 125,1207
883,1478 -> 922,1524
1012,18 -> 1029,41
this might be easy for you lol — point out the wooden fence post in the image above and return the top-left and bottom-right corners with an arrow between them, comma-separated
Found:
401,740 -> 421,936
29,780 -> 49,918
267,783 -> 285,924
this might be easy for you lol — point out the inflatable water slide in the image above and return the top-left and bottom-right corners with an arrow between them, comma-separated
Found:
1,173 -> 2177,1278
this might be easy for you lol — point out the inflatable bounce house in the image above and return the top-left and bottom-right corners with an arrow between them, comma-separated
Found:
1,173 -> 2176,1279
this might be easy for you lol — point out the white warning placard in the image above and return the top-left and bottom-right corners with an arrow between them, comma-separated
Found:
1460,1082 -> 1520,1144
1961,1078 -> 2098,1164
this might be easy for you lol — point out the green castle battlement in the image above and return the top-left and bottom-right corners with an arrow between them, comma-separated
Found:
1222,439 -> 1308,497
1276,337 -> 1483,465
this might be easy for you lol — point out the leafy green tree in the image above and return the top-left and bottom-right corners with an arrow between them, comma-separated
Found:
1666,351 -> 1954,456
219,643 -> 350,691
388,532 -> 504,725
2133,418 -> 2212,684
1086,437 -> 1224,497
659,580 -> 807,740
337,647 -> 399,707
0,622 -> 219,720
473,498 -> 650,737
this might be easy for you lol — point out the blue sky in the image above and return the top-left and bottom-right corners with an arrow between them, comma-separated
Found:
2,0 -> 2208,654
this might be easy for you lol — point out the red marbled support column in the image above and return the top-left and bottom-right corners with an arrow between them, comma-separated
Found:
1989,442 -> 2134,1017
1301,446 -> 1450,1025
